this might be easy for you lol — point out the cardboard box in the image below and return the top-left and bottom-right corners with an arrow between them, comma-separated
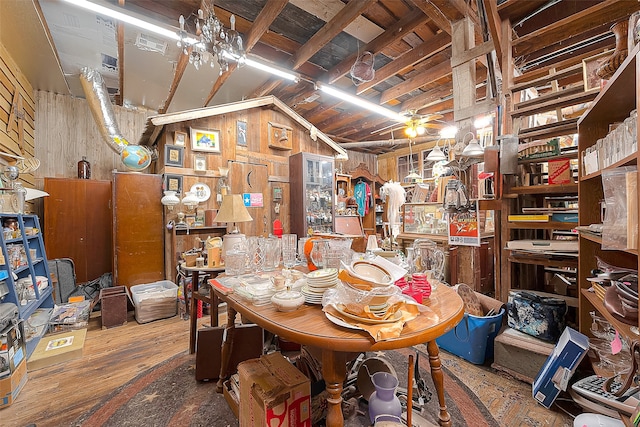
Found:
0,321 -> 26,379
548,159 -> 572,184
27,328 -> 87,371
532,327 -> 589,408
239,352 -> 311,427
0,358 -> 27,409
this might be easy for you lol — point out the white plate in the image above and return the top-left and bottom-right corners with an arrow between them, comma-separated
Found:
325,312 -> 363,330
190,183 -> 211,202
334,304 -> 403,324
307,268 -> 338,279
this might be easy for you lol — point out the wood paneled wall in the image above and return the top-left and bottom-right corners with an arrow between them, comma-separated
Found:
34,90 -> 152,182
0,43 -> 36,189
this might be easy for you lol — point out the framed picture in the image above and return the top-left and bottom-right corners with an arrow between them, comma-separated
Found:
174,131 -> 187,146
582,50 -> 612,91
237,120 -> 247,146
190,128 -> 221,153
164,174 -> 183,195
194,154 -> 207,172
164,144 -> 184,167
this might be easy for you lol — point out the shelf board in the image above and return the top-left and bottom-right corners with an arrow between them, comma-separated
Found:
517,151 -> 578,165
507,254 -> 577,268
507,221 -> 576,230
582,289 -> 638,341
517,118 -> 579,142
506,183 -> 578,195
578,232 -> 638,255
579,152 -> 638,182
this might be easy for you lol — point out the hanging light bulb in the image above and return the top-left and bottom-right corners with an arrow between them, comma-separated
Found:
405,127 -> 418,138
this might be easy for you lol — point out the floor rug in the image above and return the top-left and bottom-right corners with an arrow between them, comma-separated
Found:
73,346 -> 504,427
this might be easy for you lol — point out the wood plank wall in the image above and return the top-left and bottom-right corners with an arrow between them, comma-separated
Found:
0,43 -> 36,190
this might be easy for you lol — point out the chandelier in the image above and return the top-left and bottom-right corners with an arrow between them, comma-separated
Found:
177,1 -> 245,74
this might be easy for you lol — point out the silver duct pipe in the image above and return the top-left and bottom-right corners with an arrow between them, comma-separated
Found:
79,67 -> 152,171
80,67 -> 128,154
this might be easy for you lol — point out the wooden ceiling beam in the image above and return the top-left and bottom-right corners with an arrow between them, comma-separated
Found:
380,60 -> 451,104
285,11 -> 429,109
325,12 -> 428,83
512,0 -> 640,58
159,46 -> 191,114
482,0 -> 502,71
408,0 -> 452,35
202,0 -> 289,106
252,0 -> 378,98
356,32 -> 451,94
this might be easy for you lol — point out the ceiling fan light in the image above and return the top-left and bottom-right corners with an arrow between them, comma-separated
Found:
405,127 -> 417,138
426,145 -> 446,162
417,125 -> 426,135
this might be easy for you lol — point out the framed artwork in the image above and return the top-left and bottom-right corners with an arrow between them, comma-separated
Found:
237,120 -> 247,146
194,154 -> 207,172
582,50 -> 612,91
190,128 -> 221,153
174,131 -> 187,146
164,174 -> 183,195
164,144 -> 184,167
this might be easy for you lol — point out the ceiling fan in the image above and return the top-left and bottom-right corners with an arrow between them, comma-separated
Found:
371,110 -> 445,138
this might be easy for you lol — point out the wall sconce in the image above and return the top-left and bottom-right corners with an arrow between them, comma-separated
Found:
460,131 -> 485,158
426,139 -> 446,162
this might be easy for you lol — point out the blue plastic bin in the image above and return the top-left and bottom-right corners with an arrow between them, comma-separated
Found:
436,307 -> 505,365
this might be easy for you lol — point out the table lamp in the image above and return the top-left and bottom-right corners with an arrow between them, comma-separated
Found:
213,194 -> 253,257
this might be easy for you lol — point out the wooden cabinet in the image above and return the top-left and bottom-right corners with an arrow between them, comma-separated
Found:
44,178 -> 112,283
348,163 -> 385,238
577,45 -> 640,342
112,172 -> 164,289
0,214 -> 54,357
168,225 -> 226,282
289,152 -> 334,238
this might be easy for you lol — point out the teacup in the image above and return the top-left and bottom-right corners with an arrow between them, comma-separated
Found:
270,275 -> 286,291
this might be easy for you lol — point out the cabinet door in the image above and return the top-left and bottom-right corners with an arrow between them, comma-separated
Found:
44,178 -> 112,283
229,161 -> 269,236
112,172 -> 163,288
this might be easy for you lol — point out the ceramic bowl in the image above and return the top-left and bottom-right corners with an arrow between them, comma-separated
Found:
349,260 -> 393,286
271,289 -> 305,312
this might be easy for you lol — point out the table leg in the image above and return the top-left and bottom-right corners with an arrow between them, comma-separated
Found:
188,271 -> 200,354
426,340 -> 451,427
211,291 -> 219,327
321,350 -> 347,427
216,305 -> 237,393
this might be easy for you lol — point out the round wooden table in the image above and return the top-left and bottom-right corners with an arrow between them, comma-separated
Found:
213,281 -> 464,426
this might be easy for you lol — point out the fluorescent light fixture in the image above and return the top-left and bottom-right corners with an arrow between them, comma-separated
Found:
62,0 -> 181,41
318,84 -> 405,122
440,125 -> 458,139
243,57 -> 299,82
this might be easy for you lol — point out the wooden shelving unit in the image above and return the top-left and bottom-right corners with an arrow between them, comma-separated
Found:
577,44 -> 640,347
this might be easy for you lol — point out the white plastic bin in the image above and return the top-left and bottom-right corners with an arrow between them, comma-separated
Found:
130,280 -> 178,324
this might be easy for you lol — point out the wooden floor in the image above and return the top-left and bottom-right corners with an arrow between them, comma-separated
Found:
3,312 -> 196,427
2,309 -> 574,427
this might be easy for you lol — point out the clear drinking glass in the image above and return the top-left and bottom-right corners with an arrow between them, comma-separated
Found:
225,249 -> 246,276
282,234 -> 297,269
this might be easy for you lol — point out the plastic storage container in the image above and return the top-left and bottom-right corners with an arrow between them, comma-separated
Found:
130,280 -> 178,324
436,291 -> 505,365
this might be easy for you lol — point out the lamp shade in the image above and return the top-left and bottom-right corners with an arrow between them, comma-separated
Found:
461,138 -> 484,158
214,194 -> 253,224
426,144 -> 446,162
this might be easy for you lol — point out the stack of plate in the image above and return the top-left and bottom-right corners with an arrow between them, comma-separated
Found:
301,268 -> 338,305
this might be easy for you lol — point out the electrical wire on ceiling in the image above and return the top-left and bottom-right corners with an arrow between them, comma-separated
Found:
519,32 -> 614,71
